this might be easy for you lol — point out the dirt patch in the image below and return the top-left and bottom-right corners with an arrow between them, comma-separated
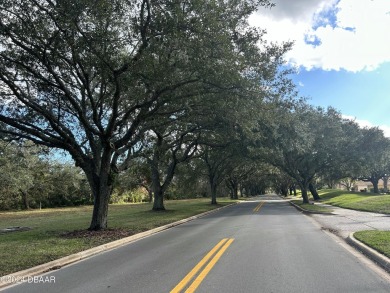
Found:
0,226 -> 32,234
321,227 -> 341,236
61,228 -> 137,241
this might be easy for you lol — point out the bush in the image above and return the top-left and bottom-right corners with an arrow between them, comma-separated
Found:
110,188 -> 148,204
129,189 -> 147,203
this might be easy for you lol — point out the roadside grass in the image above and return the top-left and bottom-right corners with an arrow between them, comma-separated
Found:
354,231 -> 390,258
0,198 -> 235,276
317,189 -> 390,214
291,200 -> 333,213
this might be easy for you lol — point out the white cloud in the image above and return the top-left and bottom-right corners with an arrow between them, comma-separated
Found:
380,125 -> 390,138
342,115 -> 390,137
259,0 -> 330,22
250,0 -> 390,72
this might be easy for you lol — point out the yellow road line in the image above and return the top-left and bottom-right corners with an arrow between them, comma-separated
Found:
185,238 -> 234,293
170,239 -> 229,293
253,201 -> 265,212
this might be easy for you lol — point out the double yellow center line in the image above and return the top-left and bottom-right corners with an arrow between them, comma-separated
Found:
253,201 -> 265,212
170,238 -> 234,293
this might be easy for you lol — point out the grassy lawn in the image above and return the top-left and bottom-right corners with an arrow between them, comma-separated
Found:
354,231 -> 390,258
317,189 -> 390,214
0,198 -> 235,276
291,200 -> 333,213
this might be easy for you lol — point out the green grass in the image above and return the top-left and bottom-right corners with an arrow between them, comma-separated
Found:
0,198 -> 235,276
317,189 -> 390,214
354,231 -> 390,258
291,200 -> 333,213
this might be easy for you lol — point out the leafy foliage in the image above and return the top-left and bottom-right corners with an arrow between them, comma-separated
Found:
0,142 -> 90,210
0,0 -> 285,229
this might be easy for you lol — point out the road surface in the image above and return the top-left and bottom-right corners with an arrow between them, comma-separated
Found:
3,195 -> 390,292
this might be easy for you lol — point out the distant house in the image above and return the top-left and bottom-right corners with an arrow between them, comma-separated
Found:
349,179 -> 386,192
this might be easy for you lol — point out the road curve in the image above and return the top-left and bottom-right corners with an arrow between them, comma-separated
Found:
2,195 -> 390,293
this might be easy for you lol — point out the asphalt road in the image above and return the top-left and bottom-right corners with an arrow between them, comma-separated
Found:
3,195 -> 390,293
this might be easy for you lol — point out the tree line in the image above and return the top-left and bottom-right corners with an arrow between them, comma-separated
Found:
0,141 -> 91,210
1,0 -> 389,230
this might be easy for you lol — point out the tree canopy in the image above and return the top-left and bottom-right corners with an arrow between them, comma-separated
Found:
0,0 -> 291,230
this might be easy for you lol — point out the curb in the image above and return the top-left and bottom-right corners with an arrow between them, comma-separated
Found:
347,232 -> 390,273
288,198 -> 390,274
0,202 -> 237,289
288,200 -> 333,215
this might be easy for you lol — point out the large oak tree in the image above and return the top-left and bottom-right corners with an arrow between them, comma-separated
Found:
258,104 -> 358,203
0,0 -> 288,230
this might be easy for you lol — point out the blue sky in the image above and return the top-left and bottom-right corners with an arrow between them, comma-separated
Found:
291,62 -> 390,127
249,0 -> 390,136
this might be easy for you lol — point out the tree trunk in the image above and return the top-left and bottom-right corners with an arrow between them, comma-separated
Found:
210,182 -> 218,205
88,172 -> 112,231
148,136 -> 179,211
86,152 -> 116,231
299,182 -> 310,204
289,185 -> 297,196
371,178 -> 380,194
20,190 -> 30,210
280,184 -> 288,197
383,176 -> 388,193
309,182 -> 320,200
233,184 -> 238,199
228,179 -> 239,200
150,162 -> 177,211
327,180 -> 335,189
153,187 -> 165,210
151,165 -> 166,211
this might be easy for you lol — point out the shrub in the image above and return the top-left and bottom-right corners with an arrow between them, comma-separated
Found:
110,187 -> 148,204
